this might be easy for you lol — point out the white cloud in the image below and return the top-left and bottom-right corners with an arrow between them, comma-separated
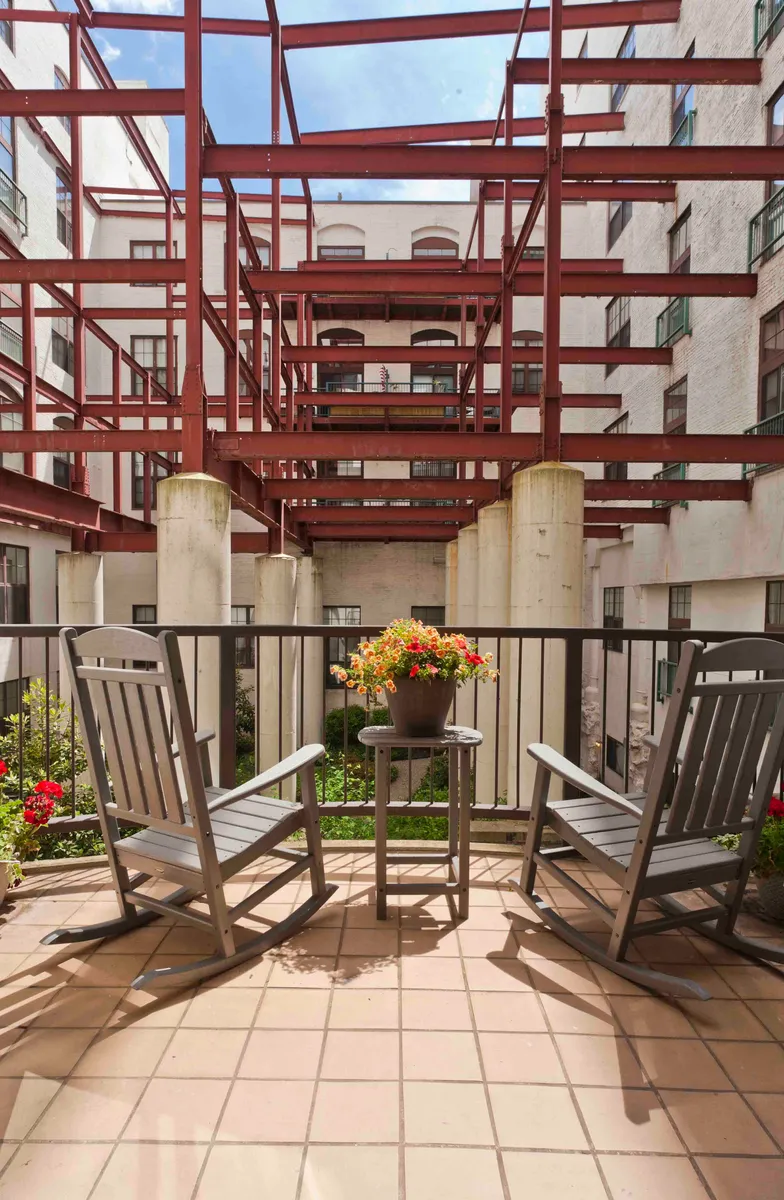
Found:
92,1 -> 177,12
96,35 -> 122,65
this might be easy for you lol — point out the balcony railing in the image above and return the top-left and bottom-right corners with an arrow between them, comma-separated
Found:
655,295 -> 690,347
748,189 -> 784,269
0,319 -> 23,364
0,165 -> 27,231
669,109 -> 696,147
742,409 -> 784,478
652,461 -> 688,509
754,0 -> 784,52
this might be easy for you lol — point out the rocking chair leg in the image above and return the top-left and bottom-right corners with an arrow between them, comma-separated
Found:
301,765 -> 328,898
519,764 -> 550,895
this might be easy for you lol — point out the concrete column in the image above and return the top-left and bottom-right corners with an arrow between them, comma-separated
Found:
297,555 -> 323,746
455,522 -> 478,728
445,540 -> 459,625
507,463 -> 584,805
475,502 -> 511,805
256,553 -> 298,802
157,473 -> 231,779
57,552 -> 104,703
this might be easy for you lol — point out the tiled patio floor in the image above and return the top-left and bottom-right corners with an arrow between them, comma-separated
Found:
1,849 -> 783,1199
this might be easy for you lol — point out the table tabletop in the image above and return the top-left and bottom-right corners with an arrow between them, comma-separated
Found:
357,724 -> 483,750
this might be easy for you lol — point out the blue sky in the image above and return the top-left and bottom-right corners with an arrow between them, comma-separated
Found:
77,1 -> 549,200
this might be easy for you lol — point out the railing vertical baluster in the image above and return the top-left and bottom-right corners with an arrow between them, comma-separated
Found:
493,634 -> 501,807
649,637 -> 657,738
255,632 -> 261,775
298,633 -> 304,751
278,635 -> 283,765
44,637 -> 51,780
601,639 -> 608,785
624,638 -> 632,793
515,636 -> 522,809
343,678 -> 348,804
218,633 -> 236,789
538,638 -> 545,742
70,702 -> 76,820
193,636 -> 199,728
563,634 -> 583,800
16,637 -> 23,804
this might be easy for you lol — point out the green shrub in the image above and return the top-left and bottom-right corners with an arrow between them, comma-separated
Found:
323,704 -> 390,752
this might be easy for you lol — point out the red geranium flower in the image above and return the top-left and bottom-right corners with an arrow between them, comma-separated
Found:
768,797 -> 784,819
24,793 -> 55,826
34,780 -> 63,800
0,760 -> 7,776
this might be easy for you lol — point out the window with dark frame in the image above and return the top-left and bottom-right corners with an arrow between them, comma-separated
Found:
239,236 -> 270,269
608,198 -> 632,249
605,296 -> 630,378
604,413 -> 628,481
324,605 -> 361,689
131,604 -> 157,668
671,41 -> 696,140
669,208 -> 691,274
610,26 -> 635,112
411,236 -> 459,258
766,581 -> 784,632
317,245 -> 365,260
0,112 -> 14,184
603,587 -> 624,653
56,167 -> 72,250
511,330 -> 543,394
130,335 -> 175,395
54,67 -> 70,133
317,327 -> 364,394
0,542 -> 29,623
130,240 -> 176,287
411,327 -> 457,393
667,583 -> 692,672
411,460 -> 457,479
606,735 -> 626,778
0,394 -> 22,473
0,2 -> 13,52
664,377 -> 687,436
52,317 -> 74,375
768,83 -> 784,200
316,460 -> 363,479
232,605 -> 256,669
759,302 -> 784,421
131,452 -> 172,510
412,606 -> 446,626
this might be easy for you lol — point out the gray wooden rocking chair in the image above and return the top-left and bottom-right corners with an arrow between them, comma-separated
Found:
510,637 -> 784,1000
43,626 -> 336,989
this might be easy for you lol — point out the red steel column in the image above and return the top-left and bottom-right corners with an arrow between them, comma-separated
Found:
21,281 -> 35,478
112,346 -> 122,510
69,17 -> 87,513
270,18 -> 283,467
500,68 -> 514,437
225,191 -> 240,432
474,181 -> 486,480
181,0 -> 206,472
541,0 -> 564,461
165,194 -> 176,444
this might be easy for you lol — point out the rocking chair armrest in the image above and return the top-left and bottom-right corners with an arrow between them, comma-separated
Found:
171,730 -> 215,759
527,742 -> 645,819
206,743 -> 326,814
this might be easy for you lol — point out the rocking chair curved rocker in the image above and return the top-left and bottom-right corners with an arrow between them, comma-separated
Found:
43,626 -> 336,990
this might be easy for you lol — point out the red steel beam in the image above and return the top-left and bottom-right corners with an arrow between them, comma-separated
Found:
308,525 -> 456,541
278,480 -> 498,502
279,346 -> 672,366
583,507 -> 669,524
300,506 -> 474,525
90,14 -> 271,36
89,532 -> 272,553
584,479 -> 751,501
513,58 -> 760,85
561,434 -> 784,463
0,89 -> 186,117
0,431 -> 183,453
301,256 -> 624,274
297,391 -> 622,408
486,182 -> 678,202
564,145 -> 783,181
584,526 -> 622,539
281,2 -> 681,48
0,259 -> 186,285
301,113 -> 625,145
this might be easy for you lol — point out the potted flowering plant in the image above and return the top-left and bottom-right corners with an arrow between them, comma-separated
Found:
0,761 -> 60,904
753,797 -> 784,920
330,617 -> 498,737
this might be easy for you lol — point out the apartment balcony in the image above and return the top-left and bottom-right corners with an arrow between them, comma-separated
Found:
669,109 -> 696,147
0,165 -> 27,232
652,462 -> 688,509
742,409 -> 784,478
748,189 -> 784,270
754,0 -> 784,52
0,319 -> 23,364
655,296 -> 691,348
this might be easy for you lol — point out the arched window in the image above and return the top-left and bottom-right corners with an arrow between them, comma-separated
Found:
411,328 -> 458,348
317,328 -> 364,347
317,224 -> 366,260
239,236 -> 270,269
412,236 -> 459,259
512,330 -> 543,394
237,330 -> 270,396
411,329 -> 458,394
317,328 -> 364,394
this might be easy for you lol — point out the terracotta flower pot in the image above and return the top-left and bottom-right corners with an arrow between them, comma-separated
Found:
756,873 -> 784,922
385,676 -> 456,738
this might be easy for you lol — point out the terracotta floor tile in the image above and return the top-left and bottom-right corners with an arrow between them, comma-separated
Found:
696,1157 -> 784,1200
504,1151 -> 607,1200
0,1141 -> 111,1200
599,1154 -> 710,1200
340,927 -> 399,958
402,990 -> 472,1031
633,935 -> 706,963
746,1092 -> 784,1144
34,1076 -> 146,1141
679,998 -> 773,1040
255,988 -> 330,1029
90,925 -> 168,957
746,999 -> 784,1039
404,1081 -> 494,1146
401,930 -> 461,958
632,1037 -> 732,1090
94,1145 -> 208,1200
334,956 -> 400,989
310,1080 -> 399,1143
70,954 -> 153,989
33,986 -> 126,1028
122,1077 -> 230,1142
4,899 -> 83,927
195,1144 -> 302,1200
0,1027 -> 96,1078
540,992 -> 619,1035
276,927 -> 342,958
707,1038 -> 784,1092
0,986 -> 62,1031
198,955 -> 273,989
329,988 -> 399,1029
0,1076 -> 61,1140
556,1034 -> 645,1088
470,991 -> 547,1033
180,986 -> 262,1029
70,1027 -> 171,1078
514,927 -> 585,961
462,956 -> 532,993
300,1145 -> 399,1200
406,1146 -> 504,1200
526,959 -> 603,995
321,1029 -> 399,1079
490,1083 -> 588,1150
401,956 -> 465,991
239,1028 -> 323,1079
106,987 -> 194,1030
457,930 -> 518,959
609,996 -> 697,1038
155,1027 -> 246,1078
478,1032 -> 564,1084
716,965 -> 784,1000
217,1078 -> 315,1142
403,1031 -> 481,1081
659,1089 -> 777,1155
574,1086 -> 684,1153
344,903 -> 399,929
454,906 -> 519,933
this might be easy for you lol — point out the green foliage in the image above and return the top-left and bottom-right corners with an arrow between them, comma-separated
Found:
754,814 -> 784,878
323,704 -> 390,752
235,670 -> 255,756
315,751 -> 448,841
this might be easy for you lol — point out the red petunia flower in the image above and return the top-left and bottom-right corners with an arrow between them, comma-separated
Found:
410,664 -> 420,677
768,797 -> 784,819
0,760 -> 7,776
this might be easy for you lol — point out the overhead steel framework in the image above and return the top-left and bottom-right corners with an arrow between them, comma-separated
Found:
0,0 -> 778,547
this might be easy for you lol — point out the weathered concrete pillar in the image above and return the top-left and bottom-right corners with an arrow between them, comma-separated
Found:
445,540 -> 459,626
507,463 -> 584,805
455,522 -> 478,728
256,553 -> 298,802
475,501 -> 511,805
297,555 -> 323,746
157,473 -> 231,778
57,552 -> 104,703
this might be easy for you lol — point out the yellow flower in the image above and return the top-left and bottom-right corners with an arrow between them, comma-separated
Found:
375,685 -> 383,694
357,685 -> 367,695
347,680 -> 356,688
337,669 -> 348,682
387,682 -> 397,693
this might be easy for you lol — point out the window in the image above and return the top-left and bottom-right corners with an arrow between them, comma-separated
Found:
131,453 -> 172,510
669,208 -> 691,274
131,604 -> 157,668
603,587 -> 624,653
412,236 -> 459,259
767,84 -> 784,210
606,735 -> 626,778
0,678 -> 29,728
664,377 -> 687,436
0,112 -> 13,184
317,327 -> 364,393
130,241 -> 176,287
412,606 -> 445,626
317,245 -> 364,259
54,67 -> 70,133
511,330 -> 543,394
52,317 -> 74,375
604,413 -> 628,481
324,605 -> 361,688
610,26 -> 635,112
605,296 -> 630,377
232,605 -> 255,669
766,581 -> 784,632
608,199 -> 632,249
239,236 -> 270,269
56,168 -> 72,250
52,417 -> 73,489
130,335 -> 175,395
411,328 -> 457,393
239,332 -> 253,397
0,2 -> 13,52
0,542 -> 29,622
760,303 -> 784,421
0,397 -> 21,472
316,460 -> 363,478
662,584 -> 692,695
576,33 -> 588,96
671,42 -> 695,142
411,460 -> 457,478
